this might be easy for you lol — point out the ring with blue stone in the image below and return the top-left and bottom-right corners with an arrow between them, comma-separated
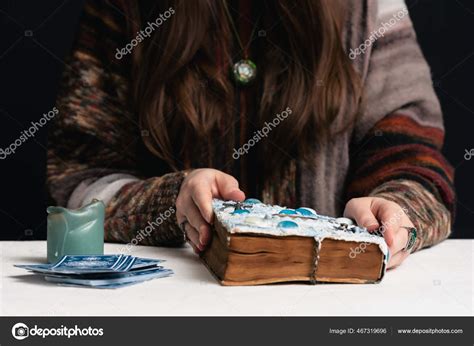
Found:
401,226 -> 417,252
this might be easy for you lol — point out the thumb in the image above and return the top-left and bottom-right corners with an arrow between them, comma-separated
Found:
215,173 -> 245,201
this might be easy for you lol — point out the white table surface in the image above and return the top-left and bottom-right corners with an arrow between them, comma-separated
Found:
1,240 -> 472,316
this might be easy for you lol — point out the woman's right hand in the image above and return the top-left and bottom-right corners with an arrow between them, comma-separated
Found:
176,169 -> 245,253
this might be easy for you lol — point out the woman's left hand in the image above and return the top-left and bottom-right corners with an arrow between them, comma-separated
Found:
343,197 -> 415,269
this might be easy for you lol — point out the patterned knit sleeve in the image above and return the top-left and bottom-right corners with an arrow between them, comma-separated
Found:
346,0 -> 455,251
47,0 -> 186,247
347,114 -> 455,252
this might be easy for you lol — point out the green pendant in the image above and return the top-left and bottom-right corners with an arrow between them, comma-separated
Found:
232,59 -> 257,85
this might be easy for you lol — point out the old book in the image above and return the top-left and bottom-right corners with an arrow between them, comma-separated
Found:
201,199 -> 388,285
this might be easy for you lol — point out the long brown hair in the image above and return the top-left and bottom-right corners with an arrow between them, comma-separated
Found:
123,0 -> 362,174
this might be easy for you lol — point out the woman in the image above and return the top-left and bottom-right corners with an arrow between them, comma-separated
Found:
48,0 -> 454,269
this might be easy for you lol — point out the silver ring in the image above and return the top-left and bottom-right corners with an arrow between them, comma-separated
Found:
179,220 -> 190,241
179,220 -> 188,231
401,226 -> 417,252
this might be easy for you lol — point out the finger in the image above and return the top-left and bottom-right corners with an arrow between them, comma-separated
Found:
215,173 -> 245,201
187,234 -> 202,254
372,199 -> 407,253
191,182 -> 214,223
176,208 -> 186,226
389,227 -> 409,256
184,224 -> 203,252
344,198 -> 380,231
387,249 -> 410,269
190,242 -> 201,254
182,199 -> 211,246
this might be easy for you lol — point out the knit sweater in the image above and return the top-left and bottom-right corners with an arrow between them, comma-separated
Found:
48,0 -> 455,252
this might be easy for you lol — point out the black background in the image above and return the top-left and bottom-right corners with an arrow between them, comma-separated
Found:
0,0 -> 472,240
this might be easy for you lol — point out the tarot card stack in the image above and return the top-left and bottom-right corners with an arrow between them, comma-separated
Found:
15,254 -> 173,289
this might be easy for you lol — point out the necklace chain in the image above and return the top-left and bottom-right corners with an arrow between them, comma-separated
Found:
222,0 -> 261,85
222,0 -> 261,58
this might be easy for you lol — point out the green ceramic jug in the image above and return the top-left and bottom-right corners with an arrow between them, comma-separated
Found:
47,199 -> 105,263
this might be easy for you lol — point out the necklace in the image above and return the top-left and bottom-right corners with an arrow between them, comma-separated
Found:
222,1 -> 260,85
